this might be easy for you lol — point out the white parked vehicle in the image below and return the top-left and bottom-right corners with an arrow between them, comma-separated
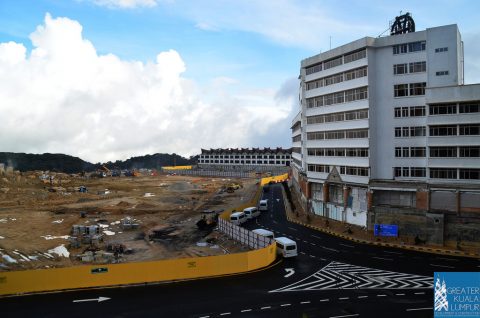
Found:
243,207 -> 260,219
230,212 -> 247,225
258,199 -> 268,211
274,237 -> 298,258
252,228 -> 274,240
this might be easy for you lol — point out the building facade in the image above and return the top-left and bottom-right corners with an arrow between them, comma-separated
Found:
292,22 -> 480,247
198,148 -> 291,172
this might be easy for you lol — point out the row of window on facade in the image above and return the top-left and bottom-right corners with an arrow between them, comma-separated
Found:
393,61 -> 426,75
307,148 -> 369,157
307,164 -> 369,176
199,154 -> 291,159
392,41 -> 426,55
306,109 -> 368,125
305,49 -> 366,75
394,82 -> 426,97
199,159 -> 289,165
395,146 -> 479,158
395,124 -> 480,137
307,129 -> 368,140
394,167 -> 479,180
306,86 -> 368,108
394,103 -> 479,118
305,67 -> 367,90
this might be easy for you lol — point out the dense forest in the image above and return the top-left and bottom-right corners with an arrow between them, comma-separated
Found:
0,152 -> 197,173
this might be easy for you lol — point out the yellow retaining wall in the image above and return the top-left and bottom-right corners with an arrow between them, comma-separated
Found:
0,244 -> 275,296
162,165 -> 193,170
260,173 -> 289,186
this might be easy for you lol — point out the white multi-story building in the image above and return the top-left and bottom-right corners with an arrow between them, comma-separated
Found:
292,18 -> 480,246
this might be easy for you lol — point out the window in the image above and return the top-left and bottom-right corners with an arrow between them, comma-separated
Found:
394,84 -> 409,97
341,166 -> 369,176
430,147 -> 457,158
393,63 -> 408,75
430,168 -> 457,179
411,167 -> 426,177
410,106 -> 426,117
394,108 -> 402,118
410,82 -> 426,96
394,167 -> 402,177
344,49 -> 366,63
306,64 -> 322,75
401,107 -> 409,117
459,147 -> 480,157
411,147 -> 426,157
410,126 -> 426,137
429,125 -> 457,136
409,61 -> 426,73
402,167 -> 410,177
402,148 -> 410,157
436,71 -> 449,76
395,147 -> 402,157
459,124 -> 480,135
307,164 -> 330,173
409,41 -> 426,52
459,103 -> 480,113
429,104 -> 456,115
307,132 -> 324,140
435,47 -> 448,53
459,169 -> 480,180
393,44 -> 408,54
402,127 -> 410,137
395,127 -> 402,137
292,135 -> 301,142
324,56 -> 343,70
346,129 -> 368,138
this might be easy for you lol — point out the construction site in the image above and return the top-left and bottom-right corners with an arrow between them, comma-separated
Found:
0,167 -> 259,271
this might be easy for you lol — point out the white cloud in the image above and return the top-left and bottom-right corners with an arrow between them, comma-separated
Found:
0,14 -> 292,162
91,0 -> 159,9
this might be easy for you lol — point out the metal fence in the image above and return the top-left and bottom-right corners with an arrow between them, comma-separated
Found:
218,218 -> 272,249
167,169 -> 252,178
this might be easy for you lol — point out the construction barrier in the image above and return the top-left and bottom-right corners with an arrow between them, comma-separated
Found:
218,218 -> 272,249
260,173 -> 289,186
0,243 -> 275,296
162,165 -> 193,170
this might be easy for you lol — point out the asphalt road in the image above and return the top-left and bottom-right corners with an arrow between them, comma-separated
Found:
2,183 -> 478,317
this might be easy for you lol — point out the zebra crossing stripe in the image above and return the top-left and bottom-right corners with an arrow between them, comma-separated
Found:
269,261 -> 432,292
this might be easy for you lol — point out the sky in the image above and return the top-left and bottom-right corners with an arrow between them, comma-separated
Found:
0,0 -> 479,163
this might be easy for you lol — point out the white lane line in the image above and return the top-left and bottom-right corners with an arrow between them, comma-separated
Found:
320,258 -> 327,261
310,242 -> 316,246
260,306 -> 271,310
406,307 -> 432,312
321,246 -> 340,253
435,257 -> 459,262
395,293 -> 405,296
220,313 -> 231,316
372,256 -> 393,261
377,294 -> 387,297
311,234 -> 322,239
430,263 -> 455,269
309,255 -> 316,258
199,316 -> 210,318
338,297 -> 349,300
301,301 -> 311,304
272,220 -> 278,224
415,292 -> 426,295
320,298 -> 330,302
339,243 -> 354,248
303,240 -> 309,243
383,250 -> 403,255
287,227 -> 298,231
280,304 -> 291,307
329,314 -> 359,318
300,251 -> 306,255
240,309 -> 252,313
357,296 -> 368,299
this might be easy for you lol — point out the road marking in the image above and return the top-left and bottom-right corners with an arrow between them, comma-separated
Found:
310,242 -> 316,246
430,264 -> 455,269
280,303 -> 291,307
415,292 -> 426,295
377,294 -> 387,297
372,256 -> 393,261
287,227 -> 297,231
320,299 -> 330,302
406,307 -> 432,312
198,316 -> 210,318
339,243 -> 354,248
383,250 -> 403,255
284,268 -> 295,278
240,309 -> 252,313
309,255 -> 316,258
339,297 -> 349,300
329,314 -> 359,318
435,257 -> 459,262
273,220 -> 278,224
320,258 -> 327,261
260,306 -> 271,310
357,296 -> 368,299
301,301 -> 311,304
219,313 -> 231,316
73,297 -> 110,303
303,240 -> 309,243
321,246 -> 339,253
395,293 -> 405,296
311,234 -> 322,239
300,251 -> 306,255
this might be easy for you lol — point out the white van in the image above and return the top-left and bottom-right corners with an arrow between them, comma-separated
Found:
252,228 -> 274,240
258,199 -> 268,212
230,212 -> 247,225
243,207 -> 260,219
274,237 -> 298,258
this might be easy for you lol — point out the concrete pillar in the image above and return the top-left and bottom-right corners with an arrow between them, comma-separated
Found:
367,190 -> 374,211
456,191 -> 461,215
322,183 -> 329,202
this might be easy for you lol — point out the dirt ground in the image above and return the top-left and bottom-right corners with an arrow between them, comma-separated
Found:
0,172 -> 258,271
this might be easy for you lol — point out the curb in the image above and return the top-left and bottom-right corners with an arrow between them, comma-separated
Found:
285,216 -> 480,259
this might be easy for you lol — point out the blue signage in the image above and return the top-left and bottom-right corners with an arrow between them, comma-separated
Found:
434,272 -> 480,317
374,224 -> 398,237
